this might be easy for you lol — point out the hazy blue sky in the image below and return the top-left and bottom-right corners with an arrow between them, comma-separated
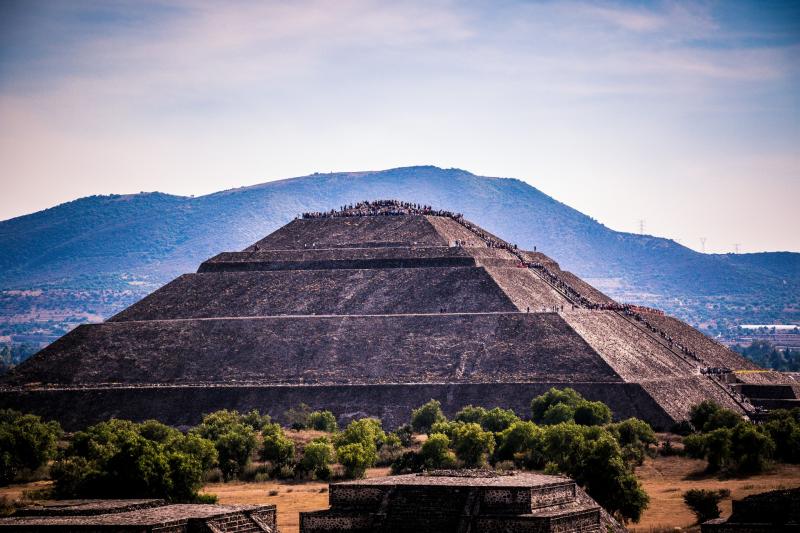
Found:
1,0 -> 798,253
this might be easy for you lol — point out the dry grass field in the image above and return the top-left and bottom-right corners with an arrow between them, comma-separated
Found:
201,467 -> 390,533
631,455 -> 800,531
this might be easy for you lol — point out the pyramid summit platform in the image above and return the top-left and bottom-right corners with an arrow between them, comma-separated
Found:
2,200 -> 791,430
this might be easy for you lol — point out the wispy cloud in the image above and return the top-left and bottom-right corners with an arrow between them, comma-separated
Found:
0,0 -> 798,252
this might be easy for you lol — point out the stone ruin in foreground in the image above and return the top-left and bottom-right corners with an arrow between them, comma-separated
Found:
1,200 -> 797,429
0,499 -> 277,532
301,470 -> 625,533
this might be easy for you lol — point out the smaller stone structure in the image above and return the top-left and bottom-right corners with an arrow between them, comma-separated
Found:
702,488 -> 800,532
0,499 -> 278,532
300,470 -> 623,533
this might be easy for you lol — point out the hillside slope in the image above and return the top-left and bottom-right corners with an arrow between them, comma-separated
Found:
1,166 -> 797,343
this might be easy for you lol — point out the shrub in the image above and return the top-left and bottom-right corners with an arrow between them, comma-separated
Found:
609,418 -> 656,466
307,411 -> 338,432
52,418 -> 216,502
542,403 -> 575,425
0,410 -> 62,485
335,418 -> 385,450
480,407 -> 520,433
429,420 -> 464,439
573,401 -> 612,426
284,404 -> 312,430
454,405 -> 488,425
539,423 -> 649,523
410,400 -> 446,434
703,409 -> 743,432
241,410 -> 271,431
419,433 -> 456,469
704,428 -> 733,472
450,423 -> 494,467
337,443 -> 372,479
334,419 -> 383,477
494,421 -> 544,468
190,410 -> 257,480
689,400 -> 722,432
531,388 -> 584,423
763,409 -> 800,463
260,423 -> 295,466
394,424 -> 414,447
300,438 -> 335,480
731,423 -> 774,473
683,489 -> 728,523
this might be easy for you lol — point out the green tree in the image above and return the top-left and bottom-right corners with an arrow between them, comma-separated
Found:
190,410 -> 257,480
419,433 -> 456,469
731,423 -> 774,473
683,489 -> 729,523
480,407 -> 520,432
454,405 -> 488,425
450,423 -> 494,467
334,419 -> 383,477
689,400 -> 722,432
284,403 -> 312,430
411,400 -> 446,434
609,418 -> 656,466
573,401 -> 612,426
703,409 -> 742,432
763,409 -> 800,463
260,423 -> 295,466
241,410 -> 271,431
0,409 -> 62,485
308,411 -> 338,432
337,443 -> 372,479
494,421 -> 544,468
300,438 -> 335,480
704,428 -> 733,472
542,403 -> 575,425
52,418 -> 216,502
531,388 -> 583,423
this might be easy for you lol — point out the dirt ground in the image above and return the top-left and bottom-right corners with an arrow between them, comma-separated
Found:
201,467 -> 390,533
630,456 -> 800,532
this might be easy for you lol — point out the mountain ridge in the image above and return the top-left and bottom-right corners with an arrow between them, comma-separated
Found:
1,166 -> 797,338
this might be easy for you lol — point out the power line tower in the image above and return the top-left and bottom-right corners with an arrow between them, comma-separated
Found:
638,219 -> 645,235
733,243 -> 740,254
700,237 -> 706,253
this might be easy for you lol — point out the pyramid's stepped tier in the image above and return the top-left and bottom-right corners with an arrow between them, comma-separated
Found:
2,203 -> 778,431
639,376 -> 744,421
2,382 -> 674,432
200,247 -> 481,272
562,310 -> 698,380
482,267 -> 570,311
643,314 -> 761,370
109,267 -> 519,321
4,314 -> 623,386
519,251 -> 617,306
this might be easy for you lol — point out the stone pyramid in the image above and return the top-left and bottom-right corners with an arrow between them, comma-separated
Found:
0,201 -> 771,430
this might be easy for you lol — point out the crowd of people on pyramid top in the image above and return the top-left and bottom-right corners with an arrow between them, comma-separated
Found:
301,200 -> 464,219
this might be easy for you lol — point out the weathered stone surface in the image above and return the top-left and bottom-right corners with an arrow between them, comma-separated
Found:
4,314 -> 620,386
0,501 -> 278,532
110,267 -> 518,321
301,471 -> 621,533
0,382 -> 673,431
0,205 -> 772,430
